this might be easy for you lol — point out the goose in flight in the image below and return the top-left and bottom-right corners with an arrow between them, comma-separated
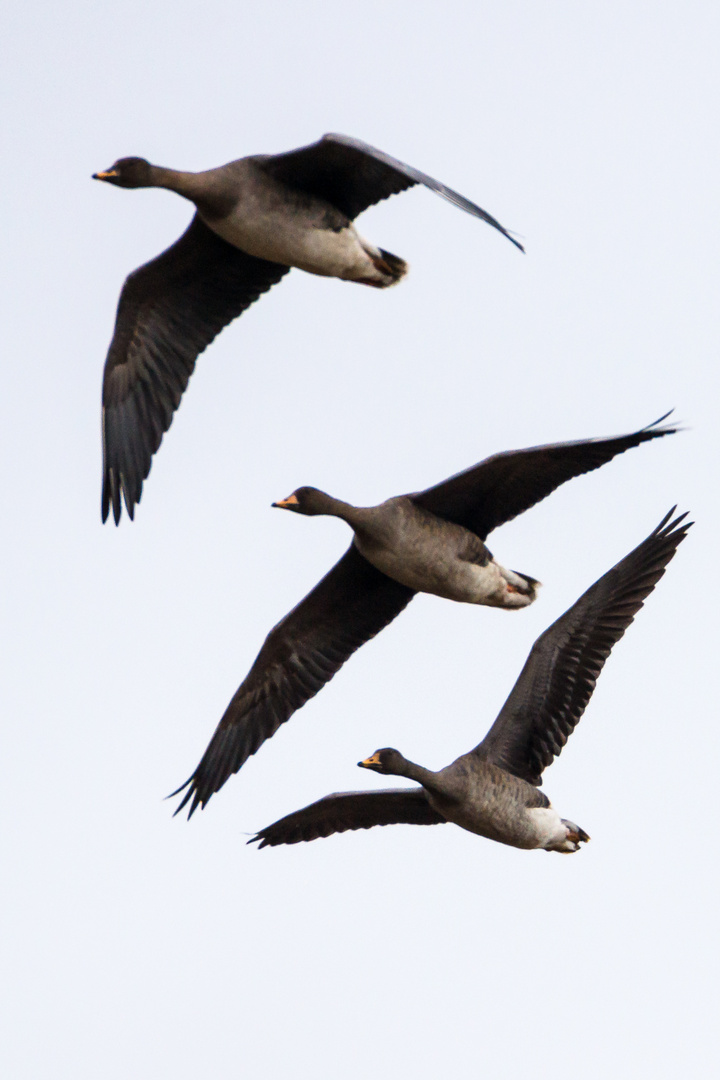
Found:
251,509 -> 690,851
172,416 -> 676,818
93,134 -> 523,523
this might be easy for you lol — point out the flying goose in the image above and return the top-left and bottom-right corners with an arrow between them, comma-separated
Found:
172,416 -> 676,818
93,134 -> 523,524
251,509 -> 690,851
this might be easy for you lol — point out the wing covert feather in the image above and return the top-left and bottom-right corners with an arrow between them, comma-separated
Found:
250,788 -> 445,848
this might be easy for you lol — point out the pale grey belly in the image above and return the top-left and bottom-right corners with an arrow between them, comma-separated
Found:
354,538 -> 507,604
203,207 -> 374,277
431,796 -> 555,850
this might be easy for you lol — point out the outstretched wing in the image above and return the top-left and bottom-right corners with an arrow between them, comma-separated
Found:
257,133 -> 523,249
410,414 -> 677,540
101,214 -> 289,523
250,788 -> 445,848
472,510 -> 691,786
173,546 -> 415,817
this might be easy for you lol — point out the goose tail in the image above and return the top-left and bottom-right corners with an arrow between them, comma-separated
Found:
359,246 -> 408,287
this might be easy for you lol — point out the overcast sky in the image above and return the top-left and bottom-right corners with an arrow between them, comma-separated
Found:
3,2 -> 719,1078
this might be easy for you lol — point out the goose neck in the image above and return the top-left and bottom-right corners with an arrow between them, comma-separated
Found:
390,755 -> 437,788
148,165 -> 206,202
317,494 -> 362,524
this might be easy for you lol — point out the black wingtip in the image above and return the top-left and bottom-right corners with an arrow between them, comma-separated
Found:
654,506 -> 693,537
120,473 -> 135,523
482,219 -> 524,252
647,408 -> 674,427
643,408 -> 684,435
104,469 -> 123,525
101,468 -> 142,525
101,473 -> 114,524
167,775 -> 202,819
655,506 -> 677,530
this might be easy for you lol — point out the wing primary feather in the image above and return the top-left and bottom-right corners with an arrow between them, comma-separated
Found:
473,509 -> 691,785
258,134 -> 523,248
323,134 -> 525,250
410,414 -> 679,540
171,547 -> 415,817
101,216 -> 289,523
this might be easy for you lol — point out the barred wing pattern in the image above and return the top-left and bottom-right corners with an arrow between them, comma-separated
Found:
173,546 -> 414,817
474,510 -> 691,786
101,215 -> 289,523
250,788 -> 445,848
258,133 -> 523,248
411,415 -> 677,541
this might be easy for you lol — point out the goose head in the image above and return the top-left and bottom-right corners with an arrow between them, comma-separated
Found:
272,486 -> 337,516
358,748 -> 407,775
93,157 -> 154,188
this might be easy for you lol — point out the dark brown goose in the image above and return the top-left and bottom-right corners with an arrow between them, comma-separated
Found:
251,510 -> 690,851
93,134 -> 523,524
272,486 -> 541,610
172,416 -> 676,818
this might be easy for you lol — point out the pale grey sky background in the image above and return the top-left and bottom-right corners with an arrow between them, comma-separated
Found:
2,2 -> 719,1077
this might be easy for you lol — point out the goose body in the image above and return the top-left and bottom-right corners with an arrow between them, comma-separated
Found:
281,492 -> 538,608
251,510 -> 690,852
93,133 -> 523,523
171,417 -> 676,819
383,754 -> 584,852
196,160 -> 396,283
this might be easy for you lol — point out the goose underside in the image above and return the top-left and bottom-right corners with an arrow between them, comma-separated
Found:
203,202 -> 406,286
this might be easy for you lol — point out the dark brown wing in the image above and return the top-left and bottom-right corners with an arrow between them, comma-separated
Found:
472,510 -> 691,785
410,414 -> 677,540
172,546 -> 414,817
101,214 -> 290,523
250,788 -> 445,848
257,133 -> 523,248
